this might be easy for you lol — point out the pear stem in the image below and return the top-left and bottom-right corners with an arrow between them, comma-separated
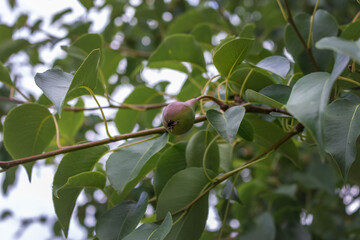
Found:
196,95 -> 229,111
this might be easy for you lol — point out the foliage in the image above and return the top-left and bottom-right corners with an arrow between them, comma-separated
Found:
1,0 -> 360,239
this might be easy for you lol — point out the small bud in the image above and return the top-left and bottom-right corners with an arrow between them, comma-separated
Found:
162,99 -> 198,135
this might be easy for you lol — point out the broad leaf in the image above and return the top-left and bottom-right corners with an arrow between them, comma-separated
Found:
186,130 -> 219,173
206,106 -> 245,143
0,39 -> 29,62
3,104 -> 55,180
148,34 -> 206,71
114,85 -> 164,133
259,84 -> 292,105
237,118 -> 254,141
156,167 -> 212,240
35,49 -> 101,114
154,142 -> 187,197
341,20 -> 360,40
95,192 -> 148,240
316,37 -> 360,64
246,115 -> 299,166
106,134 -> 168,197
213,38 -> 253,78
324,99 -> 360,179
286,54 -> 349,154
56,171 -> 106,197
122,213 -> 172,240
53,145 -> 108,237
246,89 -> 284,108
256,56 -> 290,78
0,62 -> 14,86
35,69 -> 73,114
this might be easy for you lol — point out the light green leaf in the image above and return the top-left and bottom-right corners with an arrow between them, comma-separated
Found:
114,85 -> 164,133
213,38 -> 253,78
56,171 -> 106,197
58,99 -> 85,144
96,192 -> 148,240
316,37 -> 360,64
3,104 -> 55,180
324,99 -> 360,179
122,213 -> 173,240
52,145 -> 108,237
148,34 -> 206,71
35,69 -> 73,114
0,62 -> 14,86
206,106 -> 245,143
106,134 -> 168,196
256,56 -> 290,78
154,142 -> 187,197
286,53 -> 349,155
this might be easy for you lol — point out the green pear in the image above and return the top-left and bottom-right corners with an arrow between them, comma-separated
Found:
162,98 -> 198,135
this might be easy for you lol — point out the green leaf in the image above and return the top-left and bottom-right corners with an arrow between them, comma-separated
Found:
122,213 -> 173,240
316,37 -> 360,64
237,118 -> 254,141
286,53 -> 349,155
256,56 -> 290,78
35,69 -> 73,114
246,89 -> 284,108
285,10 -> 338,72
51,8 -> 72,24
95,192 -> 148,240
0,39 -> 29,62
148,34 -> 206,71
56,171 -> 106,197
259,84 -> 292,105
186,130 -> 220,173
341,20 -> 360,40
35,49 -> 101,115
154,142 -> 187,197
58,99 -> 85,144
247,115 -> 299,166
114,86 -> 164,133
218,143 -> 233,172
106,134 -> 168,197
0,62 -> 14,87
156,167 -> 212,240
156,167 -> 213,219
238,212 -> 276,240
72,33 -> 103,55
206,106 -> 245,143
229,64 -> 277,94
324,99 -> 360,179
191,23 -> 213,47
213,38 -> 253,78
3,104 -> 55,179
52,145 -> 108,237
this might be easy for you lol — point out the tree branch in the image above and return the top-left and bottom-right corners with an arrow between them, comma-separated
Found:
283,0 -> 319,71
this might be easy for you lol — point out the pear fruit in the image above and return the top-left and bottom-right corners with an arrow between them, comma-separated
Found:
162,98 -> 198,135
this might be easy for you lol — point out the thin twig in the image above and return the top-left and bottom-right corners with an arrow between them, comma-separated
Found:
283,0 -> 319,71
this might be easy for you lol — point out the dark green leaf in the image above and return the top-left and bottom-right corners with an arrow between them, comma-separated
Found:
114,85 -> 164,133
237,118 -> 254,141
213,38 -> 253,78
186,130 -> 219,173
259,84 -> 292,105
206,106 -> 245,143
0,39 -> 29,62
51,8 -> 72,24
341,20 -> 360,40
238,212 -> 275,240
0,62 -> 14,87
246,89 -> 284,108
324,99 -> 360,179
106,134 -> 168,197
154,142 -> 187,197
95,192 -> 148,240
148,34 -> 206,71
122,213 -> 172,240
53,145 -> 108,237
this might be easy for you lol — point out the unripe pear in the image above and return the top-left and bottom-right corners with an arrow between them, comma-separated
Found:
162,98 -> 198,135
